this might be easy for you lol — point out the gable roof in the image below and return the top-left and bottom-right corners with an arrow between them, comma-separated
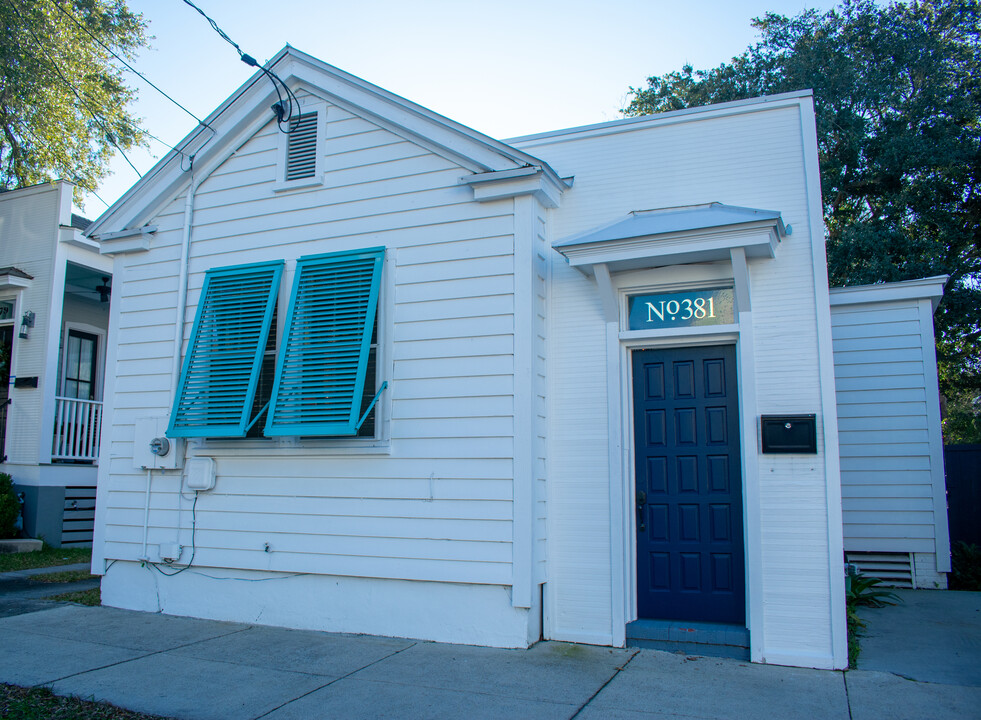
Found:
87,46 -> 563,237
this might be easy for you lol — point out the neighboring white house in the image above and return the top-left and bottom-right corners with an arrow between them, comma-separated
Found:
0,181 -> 113,546
830,276 -> 950,589
88,47 -> 847,670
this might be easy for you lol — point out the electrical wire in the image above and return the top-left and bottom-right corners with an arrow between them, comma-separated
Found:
51,0 -> 213,133
8,0 -> 206,179
15,124 -> 112,208
179,0 -> 302,133
5,0 -> 143,177
149,490 -> 198,576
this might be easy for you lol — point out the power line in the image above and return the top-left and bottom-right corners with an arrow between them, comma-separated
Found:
51,0 -> 213,133
16,125 -> 111,208
45,0 -> 209,164
179,0 -> 302,134
6,0 -> 143,178
181,0 -> 249,60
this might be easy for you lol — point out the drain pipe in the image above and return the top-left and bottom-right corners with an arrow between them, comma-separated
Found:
140,468 -> 153,561
172,172 -> 199,396
140,173 -> 199,563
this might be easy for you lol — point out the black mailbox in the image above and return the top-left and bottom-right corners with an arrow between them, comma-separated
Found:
13,376 -> 38,388
760,414 -> 817,454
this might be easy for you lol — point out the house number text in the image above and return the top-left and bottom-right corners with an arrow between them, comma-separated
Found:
627,288 -> 734,330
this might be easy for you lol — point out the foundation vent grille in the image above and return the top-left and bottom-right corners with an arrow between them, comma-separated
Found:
845,551 -> 914,588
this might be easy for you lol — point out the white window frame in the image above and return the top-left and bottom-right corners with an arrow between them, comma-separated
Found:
59,321 -> 107,401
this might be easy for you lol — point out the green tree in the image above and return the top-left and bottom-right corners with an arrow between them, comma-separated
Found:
0,0 -> 149,205
624,0 -> 981,433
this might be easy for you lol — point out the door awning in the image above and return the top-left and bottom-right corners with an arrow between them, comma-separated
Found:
553,203 -> 790,276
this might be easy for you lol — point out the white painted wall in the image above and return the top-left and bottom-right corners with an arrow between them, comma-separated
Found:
96,94 -> 545,646
0,183 -> 61,467
830,279 -> 950,576
515,94 -> 845,668
92,63 -> 847,666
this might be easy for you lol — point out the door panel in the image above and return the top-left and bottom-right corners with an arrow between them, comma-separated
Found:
633,345 -> 745,624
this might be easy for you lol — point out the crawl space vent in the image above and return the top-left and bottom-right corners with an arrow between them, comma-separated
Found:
845,551 -> 914,588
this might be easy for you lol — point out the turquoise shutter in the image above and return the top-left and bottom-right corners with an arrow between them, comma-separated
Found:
264,247 -> 383,436
168,261 -> 283,438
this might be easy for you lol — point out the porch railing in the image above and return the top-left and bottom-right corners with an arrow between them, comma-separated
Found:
52,396 -> 103,462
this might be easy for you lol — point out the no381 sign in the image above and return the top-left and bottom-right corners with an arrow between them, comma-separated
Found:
627,288 -> 735,330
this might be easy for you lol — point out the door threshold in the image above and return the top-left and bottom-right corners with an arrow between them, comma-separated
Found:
626,619 -> 749,661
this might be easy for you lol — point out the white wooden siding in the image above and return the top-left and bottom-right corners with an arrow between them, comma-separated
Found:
831,298 -> 942,555
0,185 -> 58,466
98,100 -> 529,590
520,100 -> 838,660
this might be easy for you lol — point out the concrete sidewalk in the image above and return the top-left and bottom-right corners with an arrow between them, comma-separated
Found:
0,595 -> 978,719
0,563 -> 100,619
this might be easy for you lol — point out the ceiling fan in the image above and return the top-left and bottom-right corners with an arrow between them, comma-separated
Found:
96,276 -> 111,303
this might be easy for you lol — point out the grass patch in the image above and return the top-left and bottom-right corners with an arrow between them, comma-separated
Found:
48,587 -> 101,606
30,569 -> 96,584
0,683 -> 169,719
0,546 -> 91,573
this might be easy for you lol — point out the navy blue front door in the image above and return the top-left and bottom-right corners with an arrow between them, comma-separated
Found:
633,345 -> 745,624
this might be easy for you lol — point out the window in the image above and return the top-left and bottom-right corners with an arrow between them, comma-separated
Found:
63,329 -> 98,400
264,247 -> 384,437
168,248 -> 385,439
168,261 -> 283,438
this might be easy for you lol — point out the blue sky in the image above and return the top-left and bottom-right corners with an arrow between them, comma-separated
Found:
81,0 -> 835,214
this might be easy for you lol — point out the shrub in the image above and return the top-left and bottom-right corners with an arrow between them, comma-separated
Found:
845,572 -> 901,667
0,473 -> 18,539
950,542 -> 981,591
847,573 -> 902,608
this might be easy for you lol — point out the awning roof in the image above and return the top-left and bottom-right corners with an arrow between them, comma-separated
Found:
553,202 -> 789,275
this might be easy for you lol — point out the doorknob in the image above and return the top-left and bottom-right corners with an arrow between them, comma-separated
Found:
636,490 -> 646,532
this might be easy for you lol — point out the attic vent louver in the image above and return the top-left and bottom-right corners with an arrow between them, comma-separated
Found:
285,113 -> 319,181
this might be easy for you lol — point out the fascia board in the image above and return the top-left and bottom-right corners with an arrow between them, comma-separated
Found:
87,59 -> 278,237
58,226 -> 102,253
559,225 -> 779,271
0,274 -> 32,290
285,51 -> 563,182
829,275 -> 948,310
88,46 -> 564,237
461,167 -> 565,208
89,84 -> 281,237
509,91 -> 813,149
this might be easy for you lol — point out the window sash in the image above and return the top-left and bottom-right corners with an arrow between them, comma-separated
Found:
264,247 -> 383,437
168,260 -> 283,438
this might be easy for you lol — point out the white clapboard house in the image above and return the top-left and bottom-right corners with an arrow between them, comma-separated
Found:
1,180 -> 113,546
830,276 -> 950,589
88,47 -> 855,669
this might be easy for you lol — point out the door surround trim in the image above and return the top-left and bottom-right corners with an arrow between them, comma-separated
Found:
599,256 -> 764,660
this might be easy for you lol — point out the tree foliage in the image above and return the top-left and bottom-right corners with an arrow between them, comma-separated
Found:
0,0 -> 149,205
624,0 -> 981,408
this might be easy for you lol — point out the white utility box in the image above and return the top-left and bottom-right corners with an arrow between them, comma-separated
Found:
184,456 -> 217,492
133,417 -> 183,470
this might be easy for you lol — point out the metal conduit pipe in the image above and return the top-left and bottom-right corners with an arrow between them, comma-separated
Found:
172,174 -> 199,397
141,175 -> 199,563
